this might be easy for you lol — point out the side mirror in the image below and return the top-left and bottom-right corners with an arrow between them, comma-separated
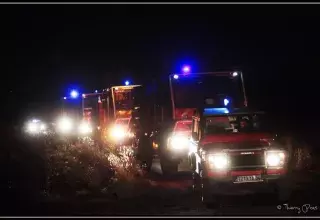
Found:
192,132 -> 198,141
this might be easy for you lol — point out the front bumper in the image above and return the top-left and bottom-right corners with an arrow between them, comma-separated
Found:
203,168 -> 288,195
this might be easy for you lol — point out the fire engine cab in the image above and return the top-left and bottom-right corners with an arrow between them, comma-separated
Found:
159,70 -> 248,175
189,104 -> 292,208
159,113 -> 193,175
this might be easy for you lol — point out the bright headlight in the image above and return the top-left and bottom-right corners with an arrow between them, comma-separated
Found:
266,150 -> 286,167
110,125 -> 126,139
27,122 -> 38,133
208,153 -> 229,170
57,116 -> 73,133
78,122 -> 93,134
26,120 -> 46,134
40,123 -> 47,131
169,135 -> 189,150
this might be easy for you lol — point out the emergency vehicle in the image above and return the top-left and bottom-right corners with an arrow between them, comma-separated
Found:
80,85 -> 142,140
104,85 -> 142,144
190,104 -> 292,207
81,91 -> 109,137
81,84 -> 155,170
157,70 -> 248,175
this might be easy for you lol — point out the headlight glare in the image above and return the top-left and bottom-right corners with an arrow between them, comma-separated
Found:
78,122 -> 93,134
266,150 -> 286,167
57,116 -> 73,133
110,125 -> 126,140
27,122 -> 38,133
40,123 -> 46,131
26,120 -> 46,134
208,153 -> 229,170
169,135 -> 189,150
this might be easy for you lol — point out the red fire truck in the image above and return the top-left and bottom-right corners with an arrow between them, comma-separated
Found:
106,85 -> 142,146
82,84 -> 155,170
158,70 -> 248,175
81,85 -> 142,136
81,91 -> 110,137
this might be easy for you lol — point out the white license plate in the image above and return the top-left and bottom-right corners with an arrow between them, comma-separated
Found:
235,175 -> 262,183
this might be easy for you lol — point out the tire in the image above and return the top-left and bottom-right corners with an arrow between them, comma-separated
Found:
137,136 -> 153,174
160,155 -> 178,176
141,155 -> 153,173
188,156 -> 192,169
200,170 -> 222,209
190,155 -> 197,171
192,171 -> 201,192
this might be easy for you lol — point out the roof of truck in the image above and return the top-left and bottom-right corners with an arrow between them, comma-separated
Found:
111,85 -> 142,90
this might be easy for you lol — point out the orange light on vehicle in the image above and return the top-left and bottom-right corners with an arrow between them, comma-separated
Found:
152,141 -> 158,149
116,110 -> 132,118
110,125 -> 127,139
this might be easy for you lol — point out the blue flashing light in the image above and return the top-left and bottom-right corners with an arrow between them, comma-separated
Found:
95,90 -> 98,93
182,65 -> 191,74
173,74 -> 179,79
224,98 -> 230,106
63,97 -> 67,100
125,80 -> 130,86
204,107 -> 230,116
70,90 -> 79,99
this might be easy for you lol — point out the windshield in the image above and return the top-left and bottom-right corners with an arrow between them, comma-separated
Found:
172,74 -> 244,108
204,114 -> 268,134
83,95 -> 98,109
174,120 -> 192,132
114,88 -> 133,110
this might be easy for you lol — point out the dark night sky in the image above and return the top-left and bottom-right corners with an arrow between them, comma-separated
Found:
2,4 -> 320,134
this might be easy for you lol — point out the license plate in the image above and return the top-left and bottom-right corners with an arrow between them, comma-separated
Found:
234,175 -> 262,183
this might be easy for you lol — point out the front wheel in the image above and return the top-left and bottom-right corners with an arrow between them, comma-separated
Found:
199,170 -> 222,209
136,137 -> 153,174
140,156 -> 153,174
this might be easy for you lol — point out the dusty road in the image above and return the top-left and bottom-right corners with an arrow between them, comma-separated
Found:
3,130 -> 318,217
38,157 -> 320,216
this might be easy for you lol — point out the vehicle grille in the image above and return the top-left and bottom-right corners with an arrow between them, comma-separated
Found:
203,141 -> 268,168
228,142 -> 267,168
230,153 -> 265,168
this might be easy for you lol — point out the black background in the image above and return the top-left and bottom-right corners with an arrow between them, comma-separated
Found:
1,4 -> 319,142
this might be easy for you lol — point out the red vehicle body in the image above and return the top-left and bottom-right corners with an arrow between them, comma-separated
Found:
173,119 -> 192,136
189,107 -> 291,207
164,119 -> 193,159
81,92 -> 110,137
81,85 -> 143,139
105,85 -> 144,145
107,117 -> 135,146
82,93 -> 105,118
